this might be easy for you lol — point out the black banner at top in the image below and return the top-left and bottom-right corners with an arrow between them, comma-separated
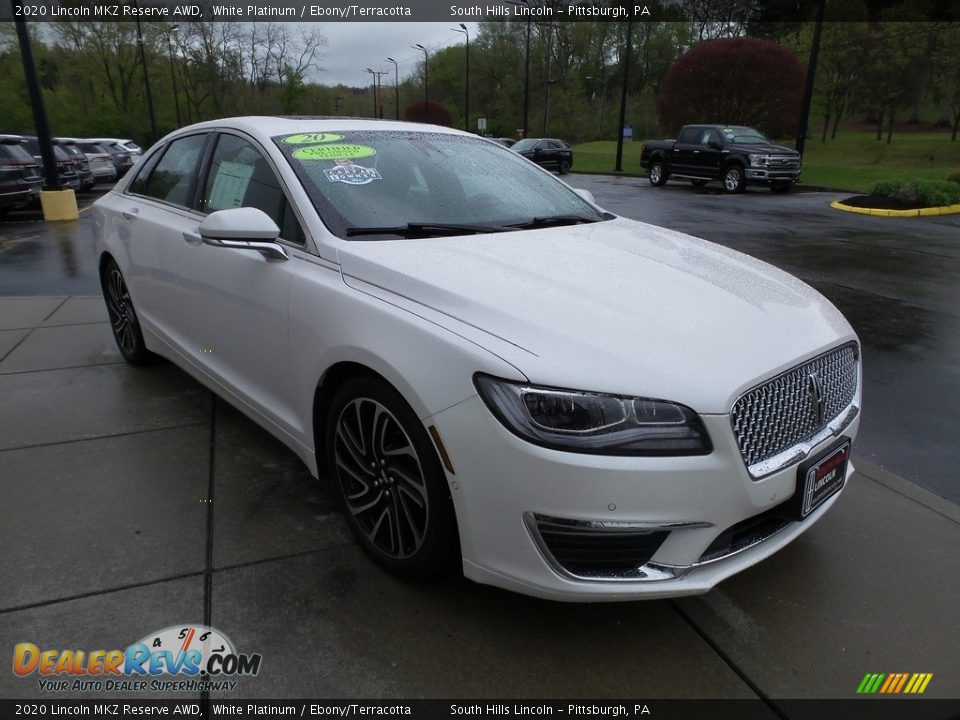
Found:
3,0 -> 959,22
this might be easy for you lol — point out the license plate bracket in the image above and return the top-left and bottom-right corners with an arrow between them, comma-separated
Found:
792,438 -> 850,519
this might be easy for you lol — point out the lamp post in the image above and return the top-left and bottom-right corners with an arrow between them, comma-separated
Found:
385,57 -> 400,120
13,16 -> 59,190
365,68 -> 379,118
506,1 -> 531,137
796,0 -> 826,157
451,24 -> 470,132
413,44 -> 429,117
133,6 -> 158,142
167,24 -> 181,128
614,13 -> 634,172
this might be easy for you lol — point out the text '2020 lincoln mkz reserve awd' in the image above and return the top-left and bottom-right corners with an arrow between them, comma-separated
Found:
94,117 -> 861,601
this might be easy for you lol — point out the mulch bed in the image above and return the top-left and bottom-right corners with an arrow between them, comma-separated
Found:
839,195 -> 928,210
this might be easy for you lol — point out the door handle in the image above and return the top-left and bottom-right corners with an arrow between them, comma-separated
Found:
121,207 -> 139,221
693,150 -> 700,153
183,231 -> 202,246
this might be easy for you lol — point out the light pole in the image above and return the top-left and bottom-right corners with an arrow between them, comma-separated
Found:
796,0 -> 826,157
452,24 -> 470,132
614,12 -> 634,172
413,44 -> 429,118
133,5 -> 158,142
506,1 -> 531,137
13,16 -> 59,190
365,68 -> 379,118
167,24 -> 181,128
385,57 -> 400,120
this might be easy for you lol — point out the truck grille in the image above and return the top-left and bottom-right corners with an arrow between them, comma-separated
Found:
731,343 -> 858,477
767,156 -> 800,170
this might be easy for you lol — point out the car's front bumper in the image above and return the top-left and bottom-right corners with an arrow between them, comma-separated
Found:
746,168 -> 800,183
428,395 -> 859,601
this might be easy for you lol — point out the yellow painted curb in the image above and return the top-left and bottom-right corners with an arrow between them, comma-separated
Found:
39,189 -> 80,221
831,200 -> 960,218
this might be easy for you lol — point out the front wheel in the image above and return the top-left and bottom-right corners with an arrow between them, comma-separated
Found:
648,160 -> 668,187
559,159 -> 571,175
770,181 -> 792,194
326,376 -> 457,580
101,259 -> 153,365
722,165 -> 746,194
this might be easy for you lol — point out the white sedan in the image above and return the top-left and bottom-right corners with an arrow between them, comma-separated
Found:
93,117 -> 861,601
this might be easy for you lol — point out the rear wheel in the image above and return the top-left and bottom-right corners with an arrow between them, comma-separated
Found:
325,376 -> 457,580
101,259 -> 153,365
722,165 -> 746,194
770,181 -> 792,194
648,160 -> 668,187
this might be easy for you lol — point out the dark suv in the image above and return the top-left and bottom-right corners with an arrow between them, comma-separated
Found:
0,135 -> 42,213
54,139 -> 95,191
19,136 -> 81,191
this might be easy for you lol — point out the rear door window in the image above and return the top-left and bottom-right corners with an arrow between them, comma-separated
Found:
131,134 -> 206,208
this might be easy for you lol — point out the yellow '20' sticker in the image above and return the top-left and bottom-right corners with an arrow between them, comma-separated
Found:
283,133 -> 343,144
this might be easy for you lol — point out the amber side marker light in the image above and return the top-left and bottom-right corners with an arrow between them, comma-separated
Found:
428,425 -> 456,475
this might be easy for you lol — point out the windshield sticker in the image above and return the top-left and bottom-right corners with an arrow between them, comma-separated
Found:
293,144 -> 376,161
282,133 -> 343,145
323,159 -> 382,186
208,161 -> 254,209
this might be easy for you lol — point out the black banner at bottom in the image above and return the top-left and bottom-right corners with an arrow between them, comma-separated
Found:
1,699 -> 958,720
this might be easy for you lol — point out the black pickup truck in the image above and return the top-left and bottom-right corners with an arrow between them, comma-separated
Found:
640,125 -> 801,194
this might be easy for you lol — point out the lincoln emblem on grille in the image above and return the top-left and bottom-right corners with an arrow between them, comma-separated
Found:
807,372 -> 825,425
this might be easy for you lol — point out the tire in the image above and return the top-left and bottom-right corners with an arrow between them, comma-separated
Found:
559,159 -> 571,175
325,376 -> 457,580
101,259 -> 153,365
770,181 -> 792,194
691,179 -> 708,187
722,164 -> 746,194
648,160 -> 668,186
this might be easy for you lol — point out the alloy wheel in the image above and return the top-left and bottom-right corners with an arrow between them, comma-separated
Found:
650,164 -> 662,184
724,168 -> 742,192
333,398 -> 430,560
105,268 -> 138,356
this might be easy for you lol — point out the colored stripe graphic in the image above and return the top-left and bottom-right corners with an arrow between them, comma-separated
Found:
857,673 -> 933,694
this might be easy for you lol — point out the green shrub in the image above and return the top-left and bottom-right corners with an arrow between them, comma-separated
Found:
913,179 -> 960,207
948,172 -> 960,186
869,179 -> 906,196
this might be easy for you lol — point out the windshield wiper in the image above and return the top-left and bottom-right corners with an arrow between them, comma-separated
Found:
344,222 -> 510,238
508,214 -> 601,230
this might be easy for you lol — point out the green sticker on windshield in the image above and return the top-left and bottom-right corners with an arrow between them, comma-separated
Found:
292,144 -> 376,161
283,133 -> 343,145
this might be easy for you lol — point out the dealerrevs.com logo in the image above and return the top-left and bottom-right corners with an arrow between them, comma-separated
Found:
13,625 -> 262,693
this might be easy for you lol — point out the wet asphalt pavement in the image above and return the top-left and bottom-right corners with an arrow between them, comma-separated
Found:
1,179 -> 958,503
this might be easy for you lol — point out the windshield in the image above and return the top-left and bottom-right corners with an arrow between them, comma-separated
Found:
722,128 -> 770,144
274,131 -> 605,239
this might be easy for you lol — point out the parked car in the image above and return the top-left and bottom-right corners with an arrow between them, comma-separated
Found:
511,137 -> 573,174
86,137 -> 142,158
53,138 -> 95,191
494,137 -> 516,148
74,141 -> 118,184
640,125 -> 801,193
93,118 -> 860,601
78,140 -> 132,178
0,134 -> 42,213
18,136 -> 81,190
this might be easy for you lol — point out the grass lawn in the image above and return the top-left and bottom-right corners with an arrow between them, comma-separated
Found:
572,132 -> 960,193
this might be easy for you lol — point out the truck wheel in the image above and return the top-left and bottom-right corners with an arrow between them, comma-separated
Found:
691,179 -> 708,187
770,181 -> 792,194
722,165 -> 746,194
559,159 -> 571,175
649,160 -> 668,187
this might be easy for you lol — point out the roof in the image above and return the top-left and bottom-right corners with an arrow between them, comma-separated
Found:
165,116 -> 469,139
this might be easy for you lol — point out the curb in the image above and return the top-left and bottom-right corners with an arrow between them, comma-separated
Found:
831,200 -> 960,217
855,457 -> 960,525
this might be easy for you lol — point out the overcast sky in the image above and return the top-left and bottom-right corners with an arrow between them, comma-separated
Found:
310,22 -> 480,88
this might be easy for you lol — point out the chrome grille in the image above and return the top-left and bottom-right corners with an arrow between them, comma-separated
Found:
731,344 -> 858,475
767,156 -> 800,170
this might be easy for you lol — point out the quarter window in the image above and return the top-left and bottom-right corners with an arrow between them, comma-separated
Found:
678,127 -> 700,144
132,134 -> 206,207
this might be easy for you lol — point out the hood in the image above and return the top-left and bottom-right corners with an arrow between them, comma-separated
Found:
338,218 -> 854,413
729,142 -> 797,156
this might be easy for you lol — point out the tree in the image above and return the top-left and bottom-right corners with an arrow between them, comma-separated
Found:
931,24 -> 960,141
404,100 -> 454,127
655,37 -> 805,138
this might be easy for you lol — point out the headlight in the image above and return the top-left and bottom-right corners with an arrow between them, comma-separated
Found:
748,154 -> 770,166
474,375 -> 712,456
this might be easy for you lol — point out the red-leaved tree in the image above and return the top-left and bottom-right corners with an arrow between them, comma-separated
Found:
404,100 -> 454,127
655,38 -> 805,139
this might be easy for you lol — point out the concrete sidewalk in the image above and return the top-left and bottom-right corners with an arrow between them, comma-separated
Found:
1,296 -> 958,706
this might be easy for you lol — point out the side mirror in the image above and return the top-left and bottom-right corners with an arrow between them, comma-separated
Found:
199,207 -> 287,261
573,188 -> 597,205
